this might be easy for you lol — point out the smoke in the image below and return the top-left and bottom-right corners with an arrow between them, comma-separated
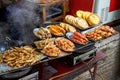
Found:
6,0 -> 40,44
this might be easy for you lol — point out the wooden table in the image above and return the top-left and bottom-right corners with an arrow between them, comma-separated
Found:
38,0 -> 69,22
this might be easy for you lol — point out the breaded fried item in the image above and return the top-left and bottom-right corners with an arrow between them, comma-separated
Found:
55,38 -> 75,52
60,22 -> 76,32
33,27 -> 52,39
49,25 -> 66,36
65,15 -> 89,29
34,38 -> 55,49
41,44 -> 61,57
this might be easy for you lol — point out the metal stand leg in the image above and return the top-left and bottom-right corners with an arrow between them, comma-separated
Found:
93,63 -> 97,80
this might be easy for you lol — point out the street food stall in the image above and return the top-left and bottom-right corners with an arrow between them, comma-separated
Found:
0,0 -> 120,80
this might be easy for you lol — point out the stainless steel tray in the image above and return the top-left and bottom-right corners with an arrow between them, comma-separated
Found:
0,40 -> 71,77
0,40 -> 46,76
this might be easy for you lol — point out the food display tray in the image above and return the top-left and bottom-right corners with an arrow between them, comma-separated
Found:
0,44 -> 72,77
81,26 -> 119,43
0,22 -> 95,77
0,40 -> 46,76
0,40 -> 94,77
40,22 -> 95,54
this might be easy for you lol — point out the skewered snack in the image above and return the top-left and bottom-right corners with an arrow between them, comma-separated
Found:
41,44 -> 61,57
55,38 -> 75,52
76,10 -> 101,26
34,38 -> 55,49
86,25 -> 116,41
3,46 -> 40,68
33,27 -> 52,39
49,25 -> 66,36
71,32 -> 89,44
65,15 -> 89,29
60,22 -> 76,32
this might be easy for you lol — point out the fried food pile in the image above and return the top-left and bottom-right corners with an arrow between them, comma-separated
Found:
55,38 -> 75,52
3,46 -> 40,68
76,10 -> 101,26
65,15 -> 89,29
86,26 -> 116,41
34,38 -> 55,49
71,32 -> 89,44
60,22 -> 76,32
41,44 -> 61,57
49,25 -> 66,36
34,38 -> 61,56
33,27 -> 52,39
34,37 -> 75,56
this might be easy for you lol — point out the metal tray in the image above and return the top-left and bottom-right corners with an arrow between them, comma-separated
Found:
0,39 -> 72,77
39,22 -> 95,53
65,32 -> 95,53
44,22 -> 95,53
73,41 -> 95,53
0,40 -> 46,77
81,26 -> 119,42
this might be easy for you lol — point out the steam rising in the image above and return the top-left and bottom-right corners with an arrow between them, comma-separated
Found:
7,0 -> 40,44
